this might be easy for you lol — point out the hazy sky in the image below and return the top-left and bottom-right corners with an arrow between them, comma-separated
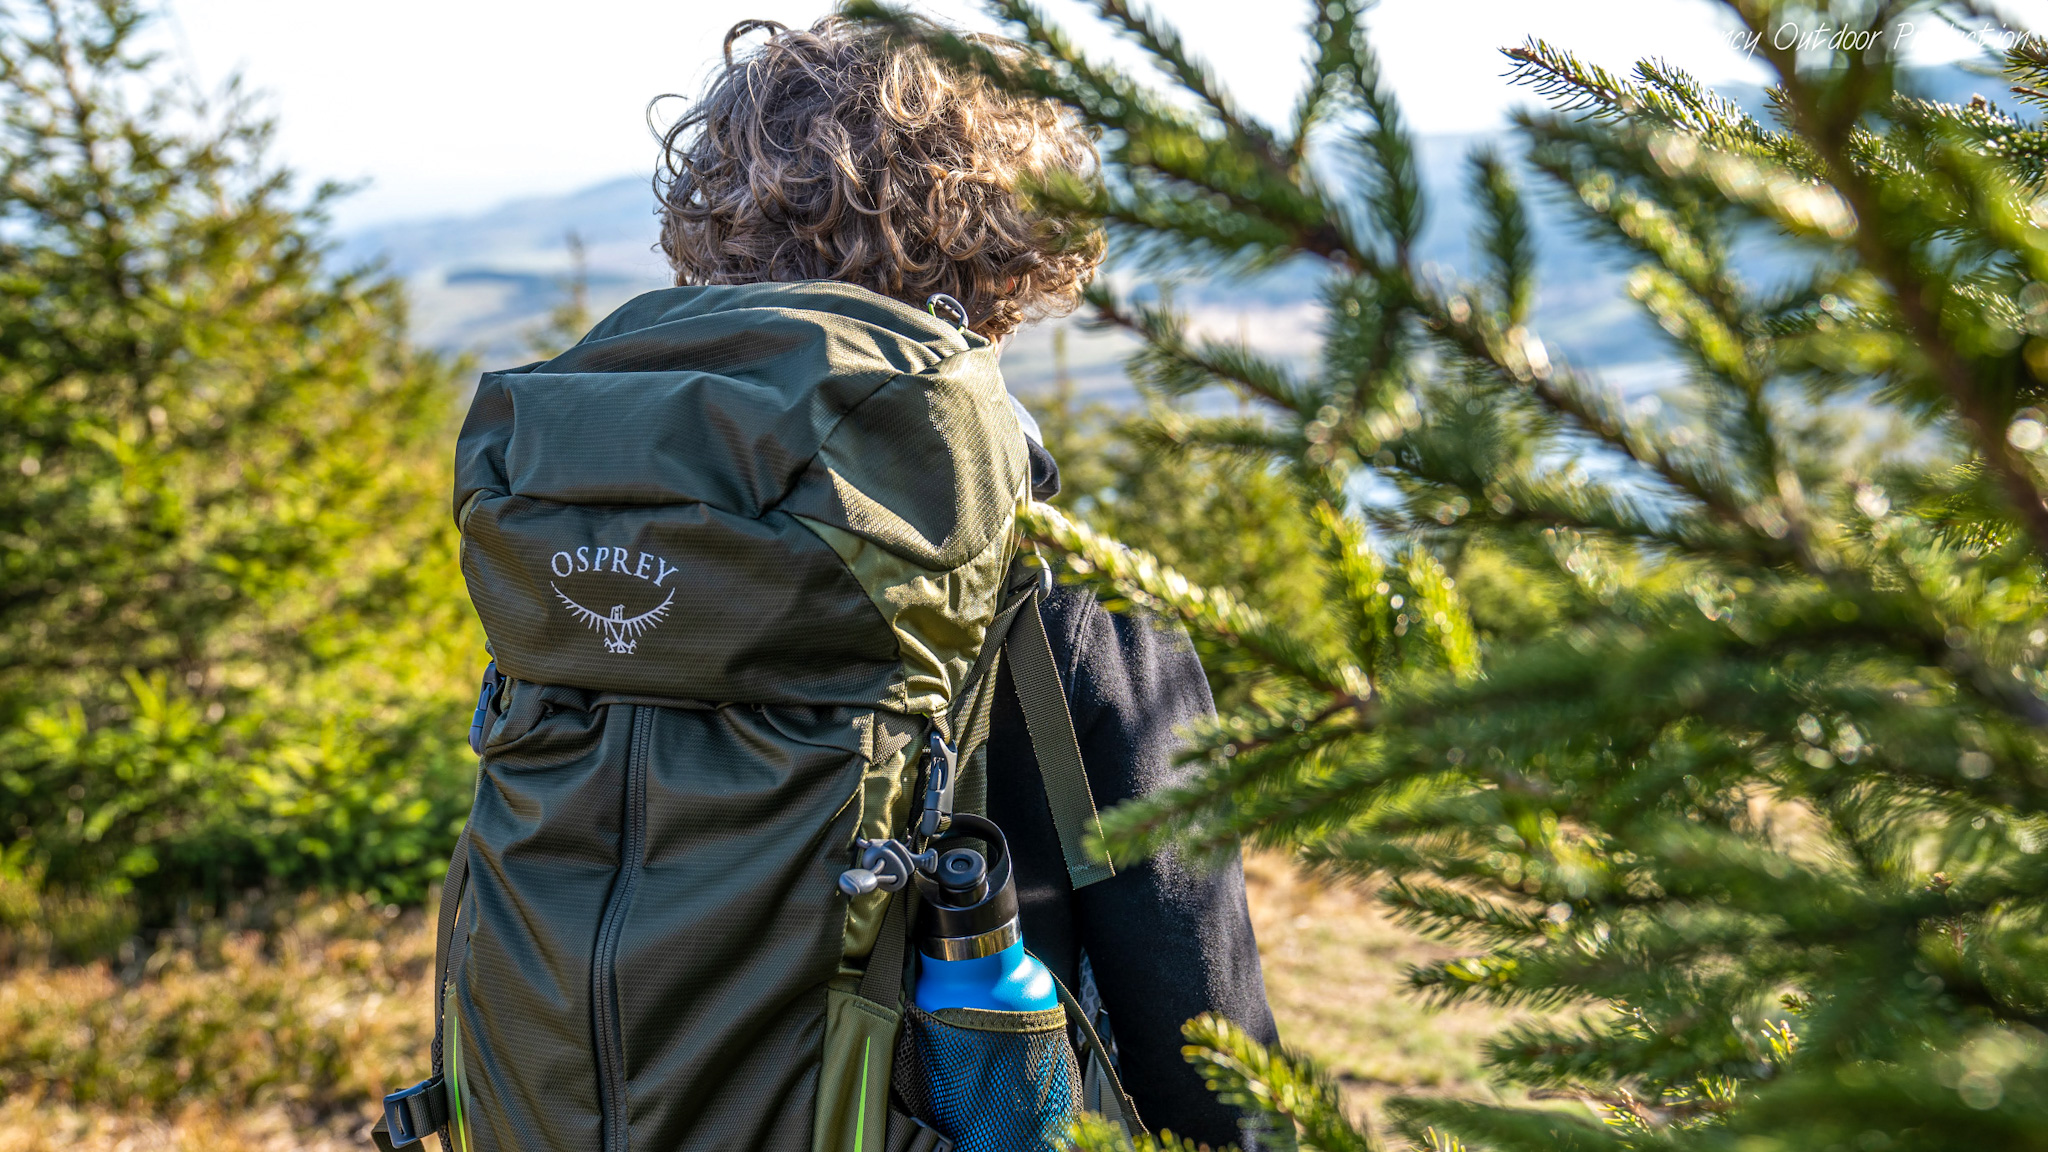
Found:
158,0 -> 2043,228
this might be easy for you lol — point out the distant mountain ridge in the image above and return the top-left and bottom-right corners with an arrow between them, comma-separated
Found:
348,64 -> 1995,401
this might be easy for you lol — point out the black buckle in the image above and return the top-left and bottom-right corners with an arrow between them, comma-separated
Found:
381,1075 -> 446,1148
468,661 -> 503,756
917,731 -> 958,840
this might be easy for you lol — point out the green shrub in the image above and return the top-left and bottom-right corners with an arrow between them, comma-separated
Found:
0,1 -> 480,932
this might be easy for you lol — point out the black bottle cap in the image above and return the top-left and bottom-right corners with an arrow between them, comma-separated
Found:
935,849 -> 989,906
916,813 -> 1019,945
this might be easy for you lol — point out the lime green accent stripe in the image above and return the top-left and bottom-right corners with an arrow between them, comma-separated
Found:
855,1037 -> 872,1152
447,988 -> 472,1152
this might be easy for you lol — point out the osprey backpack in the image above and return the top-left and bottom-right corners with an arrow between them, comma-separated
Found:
373,281 -> 1142,1152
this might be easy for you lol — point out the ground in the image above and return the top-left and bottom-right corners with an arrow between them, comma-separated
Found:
1239,854 -> 1554,1141
0,855 -> 1536,1150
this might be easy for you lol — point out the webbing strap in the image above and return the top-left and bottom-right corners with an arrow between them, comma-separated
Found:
953,646 -> 1003,772
1047,965 -> 1144,1137
859,886 -> 918,1008
429,824 -> 470,1074
1010,593 -> 1115,888
372,1075 -> 449,1151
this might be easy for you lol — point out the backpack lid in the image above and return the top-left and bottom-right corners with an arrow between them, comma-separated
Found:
452,280 -> 1030,713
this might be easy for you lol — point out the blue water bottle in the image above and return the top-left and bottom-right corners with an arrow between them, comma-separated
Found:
913,814 -> 1058,1012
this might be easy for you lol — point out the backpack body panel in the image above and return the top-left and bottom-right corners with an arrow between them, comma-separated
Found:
457,686 -> 877,1151
454,680 -> 623,1152
444,282 -> 1030,1152
617,701 -> 866,1151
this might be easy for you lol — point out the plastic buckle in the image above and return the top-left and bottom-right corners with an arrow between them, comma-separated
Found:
467,660 -> 502,756
925,292 -> 968,328
837,837 -> 936,897
381,1075 -> 444,1148
917,731 -> 958,839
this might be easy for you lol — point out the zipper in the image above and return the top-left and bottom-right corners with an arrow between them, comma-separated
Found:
593,705 -> 649,1152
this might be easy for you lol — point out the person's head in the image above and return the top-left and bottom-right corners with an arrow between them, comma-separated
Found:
656,17 -> 1105,341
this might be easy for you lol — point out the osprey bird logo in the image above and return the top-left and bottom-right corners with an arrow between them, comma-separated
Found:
552,584 -> 675,654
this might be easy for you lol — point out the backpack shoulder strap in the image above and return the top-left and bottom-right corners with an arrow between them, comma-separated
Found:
1007,586 -> 1116,889
1047,963 -> 1143,1136
860,561 -> 1117,1023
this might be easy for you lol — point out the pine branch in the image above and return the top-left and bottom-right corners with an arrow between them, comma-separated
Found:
1095,710 -> 1371,860
1127,409 -> 1305,461
1423,298 -> 1770,546
1181,1014 -> 1378,1152
1335,25 -> 1423,261
1288,0 -> 1365,166
1400,547 -> 1481,681
1467,147 -> 1535,324
1310,500 -> 1394,680
1086,283 -> 1319,412
1022,501 -> 1375,709
1504,39 -> 1805,170
1388,1097 -> 1627,1152
1091,0 -> 1286,169
1738,3 -> 2048,562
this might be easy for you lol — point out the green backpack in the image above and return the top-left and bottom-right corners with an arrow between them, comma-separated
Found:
374,281 -> 1140,1152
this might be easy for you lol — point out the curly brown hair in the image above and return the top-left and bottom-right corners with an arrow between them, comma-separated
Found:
655,17 -> 1104,340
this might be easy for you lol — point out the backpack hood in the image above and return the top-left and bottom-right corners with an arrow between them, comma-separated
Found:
452,279 -> 1030,713
551,279 -> 994,376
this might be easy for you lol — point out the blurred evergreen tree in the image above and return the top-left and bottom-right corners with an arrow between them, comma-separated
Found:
0,0 -> 475,946
860,0 -> 2048,1148
526,229 -> 593,359
1026,325 -> 1328,712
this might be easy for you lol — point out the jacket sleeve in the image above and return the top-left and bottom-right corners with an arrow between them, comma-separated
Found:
1048,585 -> 1281,1147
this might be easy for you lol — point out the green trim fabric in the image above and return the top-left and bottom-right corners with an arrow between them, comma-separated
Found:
840,712 -> 923,965
817,981 -> 902,1152
928,1006 -> 1069,1034
797,505 -> 1021,718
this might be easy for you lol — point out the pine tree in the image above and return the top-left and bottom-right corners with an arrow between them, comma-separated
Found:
0,0 -> 475,945
1027,380 -> 1330,712
857,1 -> 2048,1148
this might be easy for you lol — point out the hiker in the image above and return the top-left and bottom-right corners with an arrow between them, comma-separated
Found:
654,18 -> 1280,1146
378,15 -> 1276,1152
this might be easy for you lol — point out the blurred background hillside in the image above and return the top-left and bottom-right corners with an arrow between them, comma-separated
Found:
342,65 -> 1988,399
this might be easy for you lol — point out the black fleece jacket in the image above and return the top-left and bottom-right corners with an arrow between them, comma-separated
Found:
982,441 -> 1278,1146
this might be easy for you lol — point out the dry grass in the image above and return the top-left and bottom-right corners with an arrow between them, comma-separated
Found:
0,1099 -> 367,1152
0,896 -> 432,1150
0,856 -> 1526,1148
1242,853 -> 1546,1136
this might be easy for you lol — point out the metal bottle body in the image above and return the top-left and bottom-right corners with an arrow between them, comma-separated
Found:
910,813 -> 1059,1012
915,938 -> 1059,1012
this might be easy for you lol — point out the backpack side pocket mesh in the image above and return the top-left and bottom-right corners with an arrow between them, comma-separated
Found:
893,1005 -> 1080,1152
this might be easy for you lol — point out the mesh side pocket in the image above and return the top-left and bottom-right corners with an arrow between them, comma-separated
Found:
893,1005 -> 1081,1152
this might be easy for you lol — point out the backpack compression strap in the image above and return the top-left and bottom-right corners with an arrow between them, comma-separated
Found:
1048,965 -> 1145,1137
